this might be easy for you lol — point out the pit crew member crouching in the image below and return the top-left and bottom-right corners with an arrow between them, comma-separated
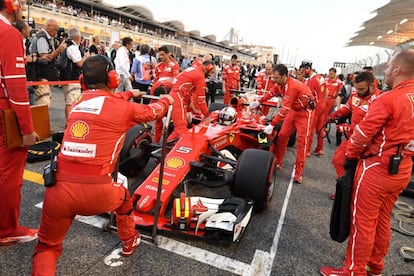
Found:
32,55 -> 173,275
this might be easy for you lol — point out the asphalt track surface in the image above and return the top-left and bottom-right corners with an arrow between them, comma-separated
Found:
1,87 -> 414,276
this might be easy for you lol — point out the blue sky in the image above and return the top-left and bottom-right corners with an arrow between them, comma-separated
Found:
104,0 -> 391,72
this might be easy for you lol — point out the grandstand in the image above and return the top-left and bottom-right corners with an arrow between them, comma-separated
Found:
27,0 -> 273,64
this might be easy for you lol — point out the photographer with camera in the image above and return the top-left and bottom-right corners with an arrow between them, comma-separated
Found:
131,43 -> 157,103
60,27 -> 90,119
30,18 -> 66,106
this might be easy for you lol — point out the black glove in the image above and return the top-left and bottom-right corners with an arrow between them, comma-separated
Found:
343,158 -> 358,171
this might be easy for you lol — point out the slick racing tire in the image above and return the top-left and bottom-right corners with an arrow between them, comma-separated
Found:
232,149 -> 276,212
119,124 -> 152,177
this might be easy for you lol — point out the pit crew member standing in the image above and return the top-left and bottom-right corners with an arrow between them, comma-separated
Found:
32,55 -> 173,275
222,54 -> 240,104
330,72 -> 379,179
302,62 -> 326,156
0,0 -> 39,246
324,67 -> 342,122
320,49 -> 414,276
262,64 -> 314,184
256,62 -> 276,94
168,60 -> 215,140
154,45 -> 179,83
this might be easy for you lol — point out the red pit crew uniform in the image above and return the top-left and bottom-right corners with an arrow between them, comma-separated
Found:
222,63 -> 240,104
307,73 -> 326,154
150,77 -> 173,143
256,72 -> 276,114
324,77 -> 342,120
264,77 -> 313,181
169,66 -> 209,139
342,80 -> 414,275
331,91 -> 379,177
0,18 -> 34,239
256,72 -> 276,94
154,59 -> 179,83
32,90 -> 170,275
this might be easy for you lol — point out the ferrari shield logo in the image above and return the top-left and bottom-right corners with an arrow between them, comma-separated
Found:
229,133 -> 235,143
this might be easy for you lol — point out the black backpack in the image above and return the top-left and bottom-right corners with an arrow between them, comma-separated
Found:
56,47 -> 71,80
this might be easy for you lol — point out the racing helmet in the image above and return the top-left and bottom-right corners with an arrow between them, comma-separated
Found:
218,106 -> 237,126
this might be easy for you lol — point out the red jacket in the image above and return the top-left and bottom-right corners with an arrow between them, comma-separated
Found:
59,90 -> 169,177
170,66 -> 209,117
332,90 -> 379,135
347,80 -> 414,161
268,77 -> 313,126
0,18 -> 33,139
256,72 -> 276,92
222,64 -> 240,90
154,60 -> 180,83
325,77 -> 343,99
307,73 -> 326,105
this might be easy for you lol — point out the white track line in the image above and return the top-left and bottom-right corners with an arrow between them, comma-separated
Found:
34,167 -> 295,275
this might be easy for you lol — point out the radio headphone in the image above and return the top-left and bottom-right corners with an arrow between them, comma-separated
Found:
4,0 -> 20,14
79,55 -> 120,90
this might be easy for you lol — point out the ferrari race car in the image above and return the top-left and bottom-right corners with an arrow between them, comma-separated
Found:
118,94 -> 277,243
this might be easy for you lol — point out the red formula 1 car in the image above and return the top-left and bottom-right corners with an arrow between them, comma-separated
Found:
118,95 -> 276,243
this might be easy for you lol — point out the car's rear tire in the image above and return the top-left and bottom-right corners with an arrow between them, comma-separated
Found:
232,149 -> 276,212
119,124 -> 152,177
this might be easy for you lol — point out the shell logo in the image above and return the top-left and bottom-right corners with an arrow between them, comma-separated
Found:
70,121 -> 89,139
165,157 -> 185,170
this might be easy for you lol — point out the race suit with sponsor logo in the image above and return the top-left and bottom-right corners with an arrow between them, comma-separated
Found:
0,16 -> 34,239
324,77 -> 342,120
32,89 -> 169,275
168,66 -> 209,139
222,64 -> 240,104
307,73 -> 326,154
266,77 -> 314,181
342,80 -> 414,275
331,90 -> 379,177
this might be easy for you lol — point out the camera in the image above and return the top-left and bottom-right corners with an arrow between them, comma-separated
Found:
57,27 -> 68,42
